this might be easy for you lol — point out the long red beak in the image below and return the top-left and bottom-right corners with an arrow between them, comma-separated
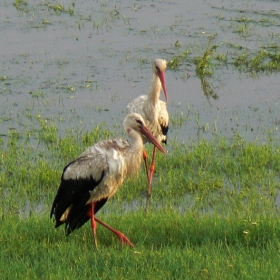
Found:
140,126 -> 166,154
158,71 -> 168,102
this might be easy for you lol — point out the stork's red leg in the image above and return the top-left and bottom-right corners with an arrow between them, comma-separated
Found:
143,150 -> 150,181
87,203 -> 98,247
87,203 -> 134,247
147,146 -> 157,197
94,216 -> 134,248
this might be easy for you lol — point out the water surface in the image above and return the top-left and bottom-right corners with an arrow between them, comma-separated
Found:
1,0 -> 280,144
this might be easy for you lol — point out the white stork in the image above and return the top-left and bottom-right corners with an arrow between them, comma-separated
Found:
50,113 -> 166,247
127,59 -> 169,197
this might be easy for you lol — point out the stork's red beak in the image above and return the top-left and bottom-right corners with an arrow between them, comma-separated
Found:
158,71 -> 168,102
140,125 -> 166,155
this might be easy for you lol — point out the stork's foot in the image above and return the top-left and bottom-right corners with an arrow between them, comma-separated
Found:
94,216 -> 134,248
116,232 -> 135,248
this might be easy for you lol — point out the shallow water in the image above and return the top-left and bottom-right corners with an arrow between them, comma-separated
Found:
1,0 -> 280,144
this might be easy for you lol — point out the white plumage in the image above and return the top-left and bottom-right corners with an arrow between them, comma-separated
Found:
127,59 -> 169,196
50,113 -> 166,247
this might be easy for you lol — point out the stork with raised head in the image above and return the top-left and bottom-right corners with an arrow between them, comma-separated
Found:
127,58 -> 169,197
50,113 -> 166,248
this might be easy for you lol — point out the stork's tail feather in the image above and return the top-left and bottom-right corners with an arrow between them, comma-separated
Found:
65,197 -> 108,235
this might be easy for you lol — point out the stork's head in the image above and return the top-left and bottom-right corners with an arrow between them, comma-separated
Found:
153,59 -> 168,102
123,113 -> 166,154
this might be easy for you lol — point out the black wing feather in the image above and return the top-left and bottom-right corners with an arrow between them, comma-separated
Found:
50,160 -> 105,234
161,124 -> 169,144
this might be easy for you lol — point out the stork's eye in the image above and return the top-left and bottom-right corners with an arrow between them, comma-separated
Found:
136,119 -> 143,125
155,66 -> 160,72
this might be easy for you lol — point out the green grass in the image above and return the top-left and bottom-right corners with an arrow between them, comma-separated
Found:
1,213 -> 280,279
1,119 -> 280,279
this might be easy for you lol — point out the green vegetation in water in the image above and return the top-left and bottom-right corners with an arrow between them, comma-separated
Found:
168,49 -> 190,70
194,41 -> 219,101
169,36 -> 219,76
13,0 -> 74,16
14,0 -> 125,31
168,40 -> 219,100
48,2 -> 75,16
234,48 -> 280,74
13,0 -> 28,11
194,44 -> 218,78
170,42 -> 280,76
232,16 -> 254,38
1,119 -> 280,278
169,39 -> 280,100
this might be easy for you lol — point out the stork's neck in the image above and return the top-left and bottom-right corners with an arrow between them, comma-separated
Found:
147,73 -> 161,106
125,130 -> 144,178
